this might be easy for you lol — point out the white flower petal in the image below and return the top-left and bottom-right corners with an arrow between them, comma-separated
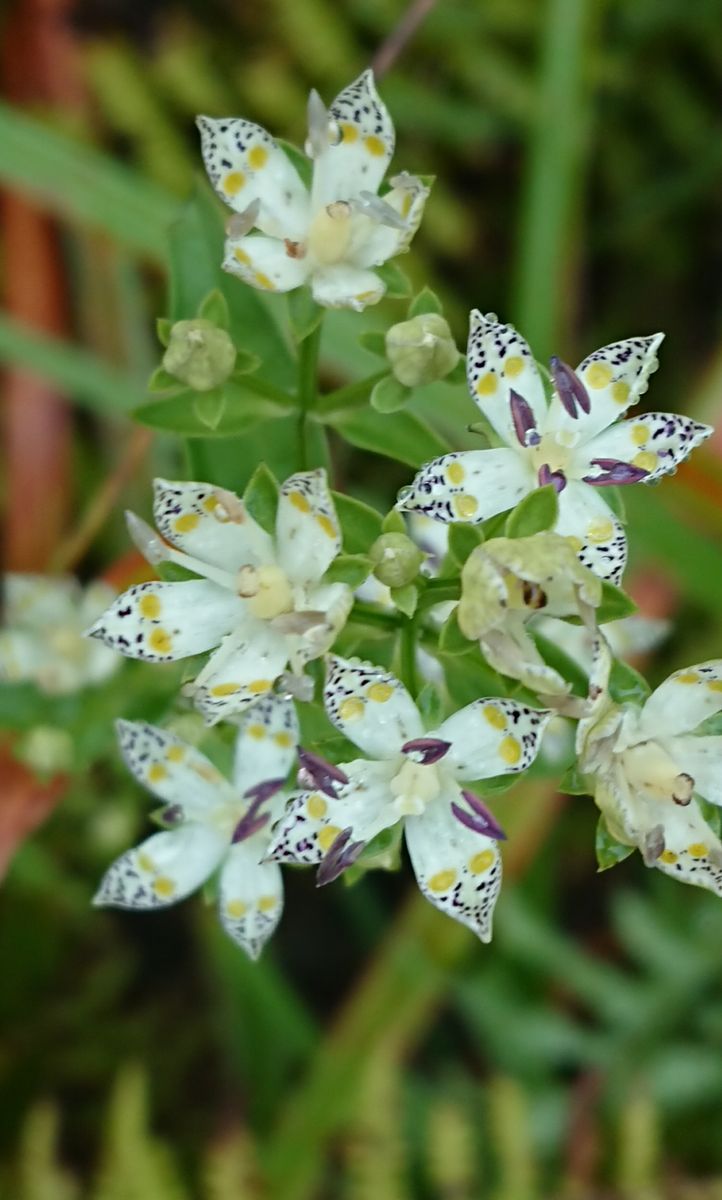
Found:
638,662 -> 722,739
192,621 -> 290,724
405,790 -> 502,943
275,469 -> 341,584
310,70 -> 395,209
0,630 -> 47,685
93,824 -> 226,909
286,581 -> 353,672
351,175 -> 431,268
466,311 -> 547,443
232,694 -> 299,795
218,842 -> 284,959
548,333 -> 665,442
197,115 -> 309,238
153,479 -> 273,572
554,481 -> 627,584
116,720 -> 232,818
397,449 -> 534,525
4,573 -> 79,627
668,735 -> 722,807
482,629 -> 570,697
324,656 -> 423,759
310,264 -> 384,310
436,698 -> 551,781
223,233 -> 310,294
86,580 -> 244,663
574,412 -> 712,482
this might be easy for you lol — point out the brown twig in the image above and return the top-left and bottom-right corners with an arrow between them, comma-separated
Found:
371,0 -> 439,79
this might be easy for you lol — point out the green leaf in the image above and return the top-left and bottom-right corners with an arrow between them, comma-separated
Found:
505,485 -> 559,538
407,286 -> 443,318
370,375 -> 409,414
156,317 -> 173,347
416,682 -> 444,727
332,493 -> 383,555
276,138 -> 312,189
596,817 -> 635,872
445,356 -> 467,386
358,330 -> 387,357
232,348 -> 263,375
193,389 -> 226,430
287,287 -> 323,343
532,632 -> 589,697
447,522 -> 484,569
603,486 -> 626,524
323,554 -> 372,588
381,509 -> 406,535
157,562 -> 197,583
438,609 -> 472,656
390,583 -> 418,617
133,380 -> 280,438
147,366 -> 183,394
559,762 -> 590,796
244,464 -> 280,535
698,797 -> 722,837
375,260 -> 412,298
595,580 -> 637,624
609,658 -> 652,706
333,407 -> 450,468
197,287 -> 231,329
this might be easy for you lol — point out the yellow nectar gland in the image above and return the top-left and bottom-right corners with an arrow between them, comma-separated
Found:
469,849 -> 495,874
237,564 -> 294,620
226,899 -> 248,918
139,592 -> 161,619
306,202 -> 353,267
153,877 -> 176,899
247,145 -> 269,170
318,825 -> 342,852
483,704 -> 506,730
390,758 -> 442,816
339,697 -> 365,721
428,868 -> 456,892
148,763 -> 168,783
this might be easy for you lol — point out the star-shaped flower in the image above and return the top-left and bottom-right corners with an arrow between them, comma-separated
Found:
268,656 -> 552,942
577,634 -> 722,893
397,312 -> 712,582
0,574 -> 118,695
93,695 -> 299,959
197,70 -> 429,310
87,470 -> 352,722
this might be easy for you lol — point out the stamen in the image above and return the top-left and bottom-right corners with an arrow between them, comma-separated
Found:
226,198 -> 261,240
537,464 -> 567,493
400,737 -> 451,765
582,459 -> 649,486
641,824 -> 665,865
353,191 -> 406,229
232,777 -> 286,843
550,357 -> 591,418
297,750 -> 349,798
451,791 -> 507,840
316,827 -> 366,887
509,389 -> 539,448
672,772 -> 694,806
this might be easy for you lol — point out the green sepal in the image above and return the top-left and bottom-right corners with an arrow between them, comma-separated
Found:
596,816 -> 635,871
416,682 -> 444,727
375,260 -> 412,299
197,287 -> 231,330
468,774 -> 518,798
603,486 -> 626,524
277,138 -> 312,188
358,330 -> 387,357
438,609 -> 472,656
333,492 -> 383,555
243,463 -> 280,536
287,287 -> 323,343
596,580 -> 637,624
231,349 -> 263,376
382,509 -> 406,535
156,317 -> 173,347
445,356 -> 467,386
133,382 -> 276,438
157,562 -> 197,583
698,797 -> 722,837
193,388 -> 226,431
370,375 -> 408,414
608,658 -> 652,706
407,286 -> 443,318
390,583 -> 418,618
447,522 -> 484,569
559,762 -> 591,796
147,366 -> 183,394
505,485 -> 559,538
323,554 -> 372,589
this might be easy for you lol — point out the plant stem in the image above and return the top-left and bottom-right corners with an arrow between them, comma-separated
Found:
348,602 -> 401,632
415,578 -> 461,613
296,321 -> 324,470
313,369 -> 389,420
398,616 -> 419,696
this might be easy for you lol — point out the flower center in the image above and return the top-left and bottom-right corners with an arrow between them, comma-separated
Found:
237,565 -> 294,620
389,758 -> 442,817
306,201 -> 353,266
528,431 -> 575,476
621,740 -> 695,806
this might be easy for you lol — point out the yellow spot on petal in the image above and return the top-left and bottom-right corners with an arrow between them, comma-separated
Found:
677,671 -> 700,684
368,681 -> 394,703
633,450 -> 657,472
139,593 -> 161,619
475,372 -> 497,396
148,628 -> 172,655
453,494 -> 478,520
503,355 -> 524,378
316,514 -> 337,538
203,494 -> 220,512
166,745 -> 185,763
247,145 -> 269,170
612,381 -> 630,404
153,876 -> 176,898
428,868 -> 457,893
258,894 -> 277,912
274,731 -> 293,748
587,518 -> 614,544
138,853 -> 155,872
566,535 -> 583,553
318,825 -> 342,851
223,171 -> 246,196
247,723 -> 266,740
499,735 -> 522,765
446,461 -> 465,485
254,271 -> 274,290
174,513 -> 199,534
469,849 -> 495,874
364,134 -> 386,157
248,679 -> 272,695
148,763 -> 167,783
340,122 -> 358,143
483,704 -> 506,730
339,697 -> 365,721
289,490 -> 311,513
234,248 -> 251,266
688,843 -> 709,858
226,899 -> 248,918
307,793 -> 328,819
585,362 -> 613,389
211,683 -> 241,697
707,680 -> 722,693
660,850 -> 678,865
631,423 -> 649,446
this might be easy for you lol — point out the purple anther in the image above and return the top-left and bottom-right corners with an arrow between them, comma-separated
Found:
550,357 -> 591,418
582,458 -> 649,486
537,463 -> 567,494
509,389 -> 539,448
232,776 -> 286,843
451,790 -> 507,840
316,827 -> 366,887
297,749 -> 349,798
244,777 -> 287,805
401,737 -> 452,765
160,804 -> 184,827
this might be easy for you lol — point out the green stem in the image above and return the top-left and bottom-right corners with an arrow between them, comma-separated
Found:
314,369 -> 389,419
296,321 -> 324,470
241,373 -> 297,410
348,602 -> 401,632
415,578 -> 461,613
398,616 -> 419,696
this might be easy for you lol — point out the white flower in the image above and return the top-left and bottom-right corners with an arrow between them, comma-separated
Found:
87,470 -> 353,723
534,612 -> 669,674
0,575 -> 118,695
267,656 -> 552,942
577,634 -> 722,893
197,70 -> 429,310
93,695 -> 299,959
397,312 -> 712,582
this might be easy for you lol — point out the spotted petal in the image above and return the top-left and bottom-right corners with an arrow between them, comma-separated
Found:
554,481 -> 627,584
547,333 -> 664,443
466,311 -> 547,444
668,735 -> 722,807
324,656 -> 422,759
115,720 -> 232,820
223,234 -> 310,295
436,698 -> 551,781
197,115 -> 309,239
352,175 -> 431,268
153,479 -> 273,572
276,469 -> 341,585
86,580 -> 244,662
232,694 -> 299,795
310,264 -> 385,310
93,824 -> 226,910
575,412 -> 712,483
310,70 -> 395,209
218,842 -> 284,959
286,581 -> 353,672
405,789 -> 503,943
397,449 -> 534,525
637,662 -> 722,740
192,619 -> 290,724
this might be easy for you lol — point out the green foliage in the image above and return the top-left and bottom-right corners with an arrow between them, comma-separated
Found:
332,407 -> 449,468
408,287 -> 443,318
243,464 -> 280,535
446,522 -> 485,570
369,375 -> 408,414
390,583 -> 418,618
287,289 -> 323,343
609,657 -> 653,706
504,485 -> 559,538
323,554 -> 372,588
333,492 -> 384,554
596,816 -> 636,871
374,261 -> 412,298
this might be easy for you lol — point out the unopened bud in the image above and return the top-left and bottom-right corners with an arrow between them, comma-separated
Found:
162,319 -> 236,391
385,314 -> 459,388
369,532 -> 424,588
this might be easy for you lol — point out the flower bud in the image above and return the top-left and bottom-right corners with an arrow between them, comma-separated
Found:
369,533 -> 424,588
162,319 -> 236,391
385,314 -> 459,388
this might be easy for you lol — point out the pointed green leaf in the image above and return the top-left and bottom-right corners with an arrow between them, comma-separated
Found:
596,817 -> 635,871
332,492 -> 383,555
287,288 -> 323,342
375,260 -> 412,298
193,388 -> 226,430
438,609 -> 472,656
323,554 -> 372,588
382,509 -> 406,535
416,682 -> 444,727
505,485 -> 559,538
156,317 -> 173,347
231,348 -> 263,376
407,286 -> 443,318
390,583 -> 418,617
243,464 -> 280,536
559,762 -> 590,796
197,287 -> 231,329
332,407 -> 450,468
595,580 -> 637,624
447,522 -> 485,569
608,658 -> 652,706
370,375 -> 409,414
147,365 -> 183,394
358,330 -> 387,357
133,380 -> 278,438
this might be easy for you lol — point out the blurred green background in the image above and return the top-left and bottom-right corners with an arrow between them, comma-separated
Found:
3,0 -> 722,1196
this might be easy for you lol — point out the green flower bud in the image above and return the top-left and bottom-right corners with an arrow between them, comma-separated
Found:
369,533 -> 424,588
385,314 -> 459,388
162,319 -> 236,391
